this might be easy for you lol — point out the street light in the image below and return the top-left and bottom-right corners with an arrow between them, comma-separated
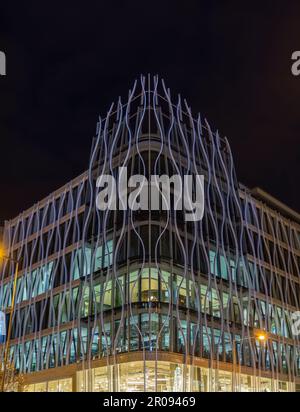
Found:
0,247 -> 5,260
0,244 -> 21,392
257,333 -> 267,342
232,331 -> 268,392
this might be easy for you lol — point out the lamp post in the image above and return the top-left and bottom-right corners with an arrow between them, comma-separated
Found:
232,332 -> 267,392
0,246 -> 21,392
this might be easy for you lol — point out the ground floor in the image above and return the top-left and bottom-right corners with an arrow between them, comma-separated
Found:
20,352 -> 300,392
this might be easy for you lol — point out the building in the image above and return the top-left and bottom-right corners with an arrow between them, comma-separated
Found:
0,76 -> 300,392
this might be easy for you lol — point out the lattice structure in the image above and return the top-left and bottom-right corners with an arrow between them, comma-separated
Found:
0,76 -> 300,392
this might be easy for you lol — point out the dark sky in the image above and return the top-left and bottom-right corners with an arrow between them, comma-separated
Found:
0,1 -> 299,223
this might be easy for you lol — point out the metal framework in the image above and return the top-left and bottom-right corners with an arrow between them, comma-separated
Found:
0,75 -> 300,392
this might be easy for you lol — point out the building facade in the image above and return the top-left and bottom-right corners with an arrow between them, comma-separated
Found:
0,76 -> 300,392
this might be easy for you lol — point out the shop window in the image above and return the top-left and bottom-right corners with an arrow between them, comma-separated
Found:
259,377 -> 272,392
215,370 -> 232,392
278,381 -> 288,392
240,374 -> 253,392
92,367 -> 109,392
48,380 -> 59,392
34,382 -> 47,392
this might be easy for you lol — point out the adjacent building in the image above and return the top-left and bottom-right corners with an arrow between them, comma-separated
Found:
0,76 -> 300,392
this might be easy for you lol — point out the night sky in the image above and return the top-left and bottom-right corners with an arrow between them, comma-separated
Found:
0,1 -> 299,223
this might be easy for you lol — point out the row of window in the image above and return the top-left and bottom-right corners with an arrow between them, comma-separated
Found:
0,241 -> 113,309
81,268 -> 296,339
242,197 -> 300,249
5,262 -> 298,340
25,361 -> 297,392
8,318 -> 300,376
9,182 -> 87,244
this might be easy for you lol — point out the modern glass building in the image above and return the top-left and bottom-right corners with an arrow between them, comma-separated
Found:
0,76 -> 300,392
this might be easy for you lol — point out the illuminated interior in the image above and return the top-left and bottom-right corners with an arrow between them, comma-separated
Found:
22,360 -> 295,392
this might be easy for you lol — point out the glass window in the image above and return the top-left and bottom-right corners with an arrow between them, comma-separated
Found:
174,275 -> 187,306
220,255 -> 228,280
259,377 -> 272,392
129,315 -> 139,351
177,320 -> 187,353
119,361 -> 145,392
103,280 -> 112,309
211,289 -> 221,318
202,327 -> 212,358
34,382 -> 47,392
141,269 -> 150,302
230,259 -> 236,282
37,261 -> 54,295
200,285 -> 211,315
238,260 -> 248,287
149,269 -> 159,302
92,367 -> 109,392
115,275 -> 125,307
189,280 -> 197,310
215,370 -> 232,392
223,291 -> 229,317
80,327 -> 88,358
209,250 -> 217,276
161,315 -> 170,351
81,286 -> 90,317
103,240 -> 113,268
94,240 -> 113,271
100,322 -> 111,356
141,313 -> 159,351
278,381 -> 288,392
213,329 -> 222,359
224,332 -> 232,362
41,336 -> 48,368
171,364 -> 184,392
94,245 -> 103,272
160,270 -> 170,303
23,384 -> 35,392
72,246 -> 92,280
114,319 -> 127,353
129,271 -> 139,303
48,380 -> 59,392
240,374 -> 253,392
77,369 -> 89,392
199,367 -> 209,392
70,328 -> 78,363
